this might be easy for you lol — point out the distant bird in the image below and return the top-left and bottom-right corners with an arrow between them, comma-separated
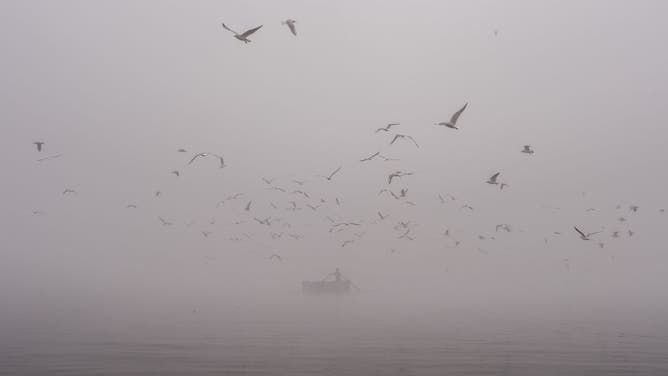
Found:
461,204 -> 474,211
598,242 -> 605,249
378,154 -> 400,162
521,145 -> 534,154
306,204 -> 320,211
155,190 -> 162,197
628,230 -> 635,237
611,231 -> 620,238
62,189 -> 76,195
317,166 -> 342,181
378,189 -> 400,199
397,229 -> 414,240
32,210 -> 45,215
282,19 -> 297,36
390,134 -> 419,148
335,198 -> 342,206
402,201 -> 416,206
585,208 -> 597,212
487,172 -> 500,185
574,226 -> 601,240
126,204 -> 138,209
269,254 -> 283,262
33,142 -> 44,152
177,148 -> 187,153
289,233 -> 303,240
202,231 -> 211,238
629,205 -> 639,213
375,123 -> 400,133
245,200 -> 252,211
360,152 -> 380,162
618,217 -> 627,222
254,217 -> 271,226
262,177 -> 276,185
292,190 -> 310,199
188,152 -> 225,168
221,23 -> 263,43
159,217 -> 172,226
269,186 -> 286,192
438,194 -> 446,204
171,170 -> 180,177
226,193 -> 244,201
341,240 -> 355,247
499,183 -> 509,190
435,103 -> 468,129
37,154 -> 62,162
388,171 -> 414,184
292,179 -> 306,186
377,211 -> 388,220
496,224 -> 512,232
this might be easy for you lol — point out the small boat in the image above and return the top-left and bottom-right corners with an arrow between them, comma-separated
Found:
302,268 -> 353,294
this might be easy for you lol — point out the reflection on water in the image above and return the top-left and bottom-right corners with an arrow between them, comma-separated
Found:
4,301 -> 668,376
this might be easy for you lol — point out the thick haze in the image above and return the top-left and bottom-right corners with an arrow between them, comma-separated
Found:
2,0 -> 668,335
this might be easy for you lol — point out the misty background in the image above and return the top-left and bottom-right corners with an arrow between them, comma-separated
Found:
1,1 -> 668,372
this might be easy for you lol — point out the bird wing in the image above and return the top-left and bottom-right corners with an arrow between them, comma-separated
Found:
375,127 -> 389,133
287,22 -> 297,36
188,153 -> 206,165
490,172 -> 500,182
406,136 -> 420,148
221,23 -> 238,35
390,134 -> 401,144
240,25 -> 263,38
449,102 -> 468,125
587,230 -> 602,237
328,166 -> 342,179
574,226 -> 587,238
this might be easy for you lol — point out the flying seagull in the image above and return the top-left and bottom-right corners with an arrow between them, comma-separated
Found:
177,148 -> 187,153
282,19 -> 297,36
62,189 -> 76,195
317,166 -> 342,181
487,172 -> 500,185
375,123 -> 400,133
390,134 -> 419,148
269,254 -> 283,262
221,23 -> 263,43
522,145 -> 534,154
158,217 -> 172,226
171,170 -> 180,177
262,177 -> 276,185
245,200 -> 252,211
388,171 -> 414,184
33,142 -> 45,152
187,152 -> 225,168
574,226 -> 601,240
360,152 -> 380,162
126,204 -> 138,209
435,103 -> 468,129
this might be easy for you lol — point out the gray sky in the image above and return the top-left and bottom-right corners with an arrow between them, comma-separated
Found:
1,0 -> 668,329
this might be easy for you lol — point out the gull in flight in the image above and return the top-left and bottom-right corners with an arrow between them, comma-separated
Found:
159,217 -> 172,226
378,189 -> 399,199
188,152 -> 225,168
262,177 -> 276,185
317,166 -> 342,181
292,179 -> 306,186
33,142 -> 45,152
269,254 -> 283,262
500,183 -> 509,190
574,226 -> 601,240
37,154 -> 62,162
435,103 -> 468,129
221,23 -> 263,43
390,134 -> 419,148
487,172 -> 500,185
522,145 -> 534,155
377,211 -> 388,221
245,200 -> 252,211
341,240 -> 355,248
375,123 -> 400,133
177,148 -> 187,153
397,229 -> 414,241
171,170 -> 180,177
292,190 -> 310,199
360,152 -> 380,162
32,210 -> 45,215
388,171 -> 414,184
629,205 -> 639,213
496,224 -> 512,232
62,189 -> 76,195
202,231 -> 211,238
126,204 -> 138,209
306,204 -> 320,211
155,190 -> 162,197
282,19 -> 297,36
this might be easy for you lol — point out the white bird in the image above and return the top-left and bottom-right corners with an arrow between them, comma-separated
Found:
282,19 -> 297,36
171,170 -> 180,177
435,103 -> 468,129
317,166 -> 342,181
388,171 -> 414,184
159,217 -> 172,226
375,123 -> 400,133
262,177 -> 276,185
522,145 -> 534,154
496,224 -> 512,232
33,142 -> 45,152
360,152 -> 380,162
245,200 -> 252,211
221,23 -> 263,43
390,134 -> 419,148
188,152 -> 225,168
62,189 -> 76,195
487,172 -> 500,185
574,226 -> 601,240
269,254 -> 283,262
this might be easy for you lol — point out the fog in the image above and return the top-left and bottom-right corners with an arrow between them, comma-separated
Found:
1,1 -> 668,373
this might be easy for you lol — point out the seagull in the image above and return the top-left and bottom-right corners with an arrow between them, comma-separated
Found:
629,205 -> 639,213
499,183 -> 509,190
177,148 -> 187,153
126,204 -> 138,209
62,189 -> 76,195
188,152 -> 225,168
292,179 -> 306,186
269,186 -> 286,192
37,154 -> 62,162
32,210 -> 45,215
360,152 -> 380,162
221,23 -> 263,43
487,172 -> 500,185
226,193 -> 244,201
397,229 -> 414,240
375,123 -> 400,133
292,190 -> 310,199
388,171 -> 414,184
628,230 -> 635,237
202,231 -> 211,238
306,204 -> 320,211
159,217 -> 172,226
377,211 -> 388,220
254,217 -> 271,226
611,231 -> 620,238
521,145 -> 534,154
317,166 -> 342,181
269,254 -> 283,262
341,240 -> 355,247
171,170 -> 180,177
574,226 -> 601,240
496,224 -> 512,232
245,200 -> 252,211
461,204 -> 474,211
155,190 -> 162,197
262,177 -> 276,185
389,134 -> 419,148
378,189 -> 399,199
435,103 -> 468,129
33,142 -> 45,152
282,19 -> 297,36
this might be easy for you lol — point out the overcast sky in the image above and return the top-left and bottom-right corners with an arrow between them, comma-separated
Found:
1,1 -> 668,331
